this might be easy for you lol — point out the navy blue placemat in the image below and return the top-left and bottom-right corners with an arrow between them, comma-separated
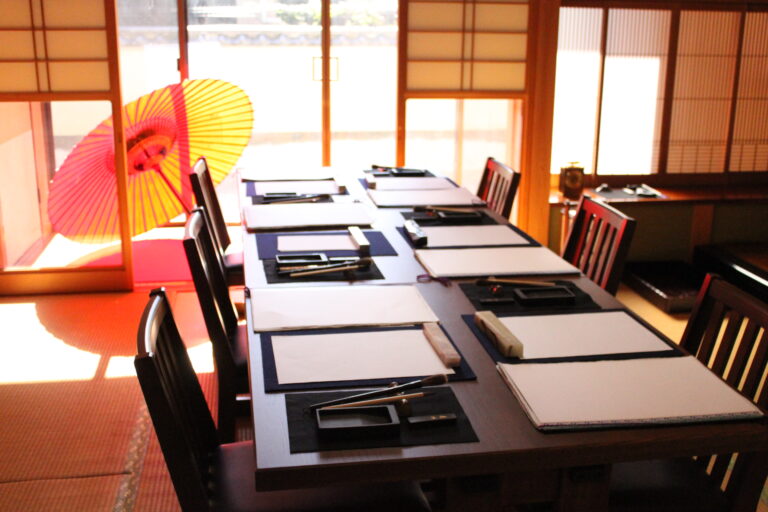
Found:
262,259 -> 385,283
260,325 -> 476,392
400,210 -> 499,226
255,230 -> 397,260
285,386 -> 478,453
397,223 -> 539,249
462,309 -> 682,366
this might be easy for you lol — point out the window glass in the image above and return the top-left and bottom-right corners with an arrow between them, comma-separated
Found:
550,7 -> 602,175
597,9 -> 669,175
405,98 -> 522,195
1,101 -> 122,271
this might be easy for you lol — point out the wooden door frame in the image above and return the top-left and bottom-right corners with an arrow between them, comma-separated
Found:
0,0 -> 133,295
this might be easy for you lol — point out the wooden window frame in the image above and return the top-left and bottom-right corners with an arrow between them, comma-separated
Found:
558,0 -> 768,188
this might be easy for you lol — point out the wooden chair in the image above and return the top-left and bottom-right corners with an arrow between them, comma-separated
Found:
476,157 -> 521,219
135,288 -> 431,512
609,274 -> 768,512
561,195 -> 636,295
190,156 -> 244,286
183,207 -> 248,442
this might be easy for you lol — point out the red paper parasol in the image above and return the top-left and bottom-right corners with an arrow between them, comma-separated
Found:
48,79 -> 253,243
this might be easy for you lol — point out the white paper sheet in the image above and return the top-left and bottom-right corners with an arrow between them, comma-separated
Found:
497,311 -> 672,359
250,285 -> 439,332
239,166 -> 335,181
272,329 -> 454,384
422,225 -> 531,248
373,177 -> 455,191
367,187 -> 485,207
243,203 -> 374,231
254,180 -> 340,196
497,356 -> 763,431
415,246 -> 580,277
277,234 -> 357,252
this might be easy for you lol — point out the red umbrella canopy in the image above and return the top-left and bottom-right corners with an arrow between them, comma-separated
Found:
48,79 -> 253,243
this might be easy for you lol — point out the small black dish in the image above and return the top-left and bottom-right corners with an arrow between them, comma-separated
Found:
316,405 -> 400,439
512,285 -> 576,306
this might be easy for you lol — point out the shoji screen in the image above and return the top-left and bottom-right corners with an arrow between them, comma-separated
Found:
730,12 -> 768,172
404,0 -> 529,93
667,11 -> 740,174
0,0 -> 112,93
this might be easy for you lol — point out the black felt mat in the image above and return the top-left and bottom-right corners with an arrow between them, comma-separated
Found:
263,259 -> 385,283
285,386 -> 478,453
459,280 -> 600,315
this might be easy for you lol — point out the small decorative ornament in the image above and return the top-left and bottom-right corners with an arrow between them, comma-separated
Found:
559,162 -> 584,200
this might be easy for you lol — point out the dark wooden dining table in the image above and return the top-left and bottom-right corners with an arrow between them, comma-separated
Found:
241,171 -> 768,511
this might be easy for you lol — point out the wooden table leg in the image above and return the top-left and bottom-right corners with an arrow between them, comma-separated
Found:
556,465 -> 610,512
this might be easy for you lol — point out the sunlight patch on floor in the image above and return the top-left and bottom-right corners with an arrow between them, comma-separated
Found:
0,302 -> 100,384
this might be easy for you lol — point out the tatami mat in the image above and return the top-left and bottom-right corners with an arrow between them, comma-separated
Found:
0,475 -> 127,512
0,289 -> 216,511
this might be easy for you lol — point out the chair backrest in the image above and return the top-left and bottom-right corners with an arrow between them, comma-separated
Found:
183,207 -> 240,439
561,195 -> 636,295
476,157 -> 521,219
135,288 -> 220,512
680,274 -> 768,508
184,207 -> 239,341
190,156 -> 231,256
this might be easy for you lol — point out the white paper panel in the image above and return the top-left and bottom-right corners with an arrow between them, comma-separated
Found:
475,4 -> 528,31
367,187 -> 483,207
272,329 -> 453,385
43,0 -> 105,28
407,62 -> 462,90
46,30 -> 107,59
253,180 -> 340,196
498,356 -> 763,431
36,61 -> 48,91
48,61 -> 110,91
422,225 -> 530,247
499,311 -> 671,359
251,285 -> 439,332
34,30 -> 45,58
415,246 -> 580,277
0,63 -> 37,92
0,31 -> 34,59
243,202 -> 374,231
408,33 -> 463,60
0,0 -> 32,27
472,62 -> 526,90
372,177 -> 455,191
408,2 -> 464,30
31,0 -> 42,25
277,234 -> 356,252
474,33 -> 527,60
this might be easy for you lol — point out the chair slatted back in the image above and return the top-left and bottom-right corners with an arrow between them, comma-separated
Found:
476,157 -> 521,219
191,156 -> 231,256
562,196 -> 636,295
183,208 -> 240,440
679,274 -> 768,507
135,288 -> 219,512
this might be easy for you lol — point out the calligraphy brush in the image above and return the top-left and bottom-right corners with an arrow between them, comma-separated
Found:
308,374 -> 448,411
